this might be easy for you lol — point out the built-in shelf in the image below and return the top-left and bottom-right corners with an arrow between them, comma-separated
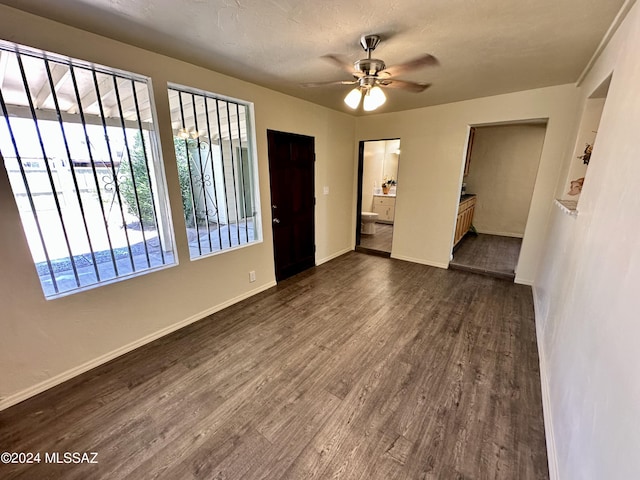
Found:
555,199 -> 578,216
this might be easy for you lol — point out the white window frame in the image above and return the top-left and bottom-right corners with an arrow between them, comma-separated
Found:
0,40 -> 177,299
167,83 -> 262,260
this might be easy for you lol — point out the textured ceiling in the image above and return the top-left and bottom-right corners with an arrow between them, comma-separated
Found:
0,0 -> 627,115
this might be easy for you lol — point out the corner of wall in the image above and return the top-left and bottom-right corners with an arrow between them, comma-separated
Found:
317,248 -> 352,266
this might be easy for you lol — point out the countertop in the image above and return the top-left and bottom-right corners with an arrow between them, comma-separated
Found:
459,193 -> 476,203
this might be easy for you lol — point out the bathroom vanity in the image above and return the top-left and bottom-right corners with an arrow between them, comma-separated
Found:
372,194 -> 396,224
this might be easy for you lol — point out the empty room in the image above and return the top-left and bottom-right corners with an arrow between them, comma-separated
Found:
1,1 -> 639,479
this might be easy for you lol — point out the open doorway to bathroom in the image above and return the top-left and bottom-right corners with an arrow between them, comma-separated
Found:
450,121 -> 547,280
355,139 -> 400,257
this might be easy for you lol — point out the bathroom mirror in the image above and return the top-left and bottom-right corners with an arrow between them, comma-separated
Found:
362,139 -> 400,201
382,139 -> 400,183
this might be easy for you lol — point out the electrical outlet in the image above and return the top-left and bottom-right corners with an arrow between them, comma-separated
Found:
249,270 -> 256,282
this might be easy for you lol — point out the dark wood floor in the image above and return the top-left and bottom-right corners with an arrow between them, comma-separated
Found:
359,223 -> 393,253
450,234 -> 523,281
0,252 -> 548,480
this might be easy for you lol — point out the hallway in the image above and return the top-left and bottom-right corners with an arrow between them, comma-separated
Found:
450,233 -> 522,281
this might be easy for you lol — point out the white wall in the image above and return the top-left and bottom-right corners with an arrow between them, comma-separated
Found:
533,2 -> 640,479
0,5 -> 355,408
356,84 -> 580,282
465,124 -> 546,237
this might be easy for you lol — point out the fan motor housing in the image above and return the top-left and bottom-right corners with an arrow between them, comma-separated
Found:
358,76 -> 378,89
354,58 -> 386,76
360,34 -> 381,52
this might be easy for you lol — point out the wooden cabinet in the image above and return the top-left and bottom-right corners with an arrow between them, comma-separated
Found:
454,195 -> 476,246
372,195 -> 396,224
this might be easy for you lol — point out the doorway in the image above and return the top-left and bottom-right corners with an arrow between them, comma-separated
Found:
267,130 -> 315,281
450,122 -> 547,280
355,139 -> 400,257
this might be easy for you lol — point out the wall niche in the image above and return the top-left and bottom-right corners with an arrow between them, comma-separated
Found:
560,74 -> 612,212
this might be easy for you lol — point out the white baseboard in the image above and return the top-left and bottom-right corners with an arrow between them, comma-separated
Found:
476,229 -> 524,238
391,254 -> 449,269
0,281 -> 277,412
316,247 -> 352,266
533,286 -> 559,480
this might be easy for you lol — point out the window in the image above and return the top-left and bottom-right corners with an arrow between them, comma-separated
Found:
167,85 -> 261,259
0,41 -> 175,298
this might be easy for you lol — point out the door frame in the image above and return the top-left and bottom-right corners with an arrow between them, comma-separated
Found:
451,119 -> 549,274
355,138 -> 401,257
267,129 -> 316,281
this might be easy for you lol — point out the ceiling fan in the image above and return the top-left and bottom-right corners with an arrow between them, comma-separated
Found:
302,34 -> 438,111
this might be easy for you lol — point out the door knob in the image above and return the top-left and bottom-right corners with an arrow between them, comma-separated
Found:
273,218 -> 280,224
272,204 -> 277,209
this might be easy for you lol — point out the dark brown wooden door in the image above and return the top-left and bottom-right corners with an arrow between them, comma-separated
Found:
267,130 -> 315,281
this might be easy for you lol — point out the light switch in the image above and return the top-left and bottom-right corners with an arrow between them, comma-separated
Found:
323,186 -> 329,195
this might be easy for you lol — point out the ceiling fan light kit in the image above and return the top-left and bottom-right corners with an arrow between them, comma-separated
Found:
306,34 -> 437,113
344,87 -> 363,109
363,86 -> 386,111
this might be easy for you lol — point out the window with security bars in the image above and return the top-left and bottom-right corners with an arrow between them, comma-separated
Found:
168,85 -> 261,259
0,41 -> 175,298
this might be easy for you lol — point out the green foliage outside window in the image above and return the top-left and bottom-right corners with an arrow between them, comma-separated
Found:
118,132 -> 194,228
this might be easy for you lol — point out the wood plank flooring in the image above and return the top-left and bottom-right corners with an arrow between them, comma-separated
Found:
450,233 -> 522,281
359,223 -> 393,253
0,252 -> 548,479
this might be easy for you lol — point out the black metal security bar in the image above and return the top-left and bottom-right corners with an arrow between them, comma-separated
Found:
44,58 -> 101,282
0,89 -> 58,292
177,90 -> 202,256
15,51 -> 82,289
91,70 -> 136,272
191,94 -> 213,252
203,96 -> 224,250
224,101 -> 241,244
214,98 -> 233,249
131,78 -> 167,265
68,63 -> 120,277
113,77 -> 150,268
234,103 -> 250,243
0,41 -> 174,297
168,85 -> 258,259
